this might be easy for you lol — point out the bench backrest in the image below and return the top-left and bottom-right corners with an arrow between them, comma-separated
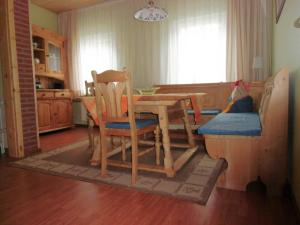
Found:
258,69 -> 289,137
155,81 -> 265,112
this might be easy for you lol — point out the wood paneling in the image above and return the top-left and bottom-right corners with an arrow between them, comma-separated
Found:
155,81 -> 265,111
32,0 -> 106,12
0,0 -> 24,158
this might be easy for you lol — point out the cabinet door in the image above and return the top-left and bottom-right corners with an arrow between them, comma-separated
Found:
37,100 -> 53,132
47,41 -> 63,74
53,100 -> 72,128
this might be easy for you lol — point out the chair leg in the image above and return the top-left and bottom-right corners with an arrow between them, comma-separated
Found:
101,133 -> 108,177
121,136 -> 126,162
155,126 -> 161,165
88,117 -> 95,153
131,135 -> 138,184
180,100 -> 196,147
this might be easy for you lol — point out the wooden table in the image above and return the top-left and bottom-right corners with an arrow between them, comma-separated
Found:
81,93 -> 206,177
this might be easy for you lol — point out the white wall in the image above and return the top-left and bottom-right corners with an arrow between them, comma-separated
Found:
29,1 -> 58,32
273,0 -> 300,209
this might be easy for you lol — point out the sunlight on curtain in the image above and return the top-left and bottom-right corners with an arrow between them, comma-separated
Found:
59,0 -> 227,95
167,19 -> 226,84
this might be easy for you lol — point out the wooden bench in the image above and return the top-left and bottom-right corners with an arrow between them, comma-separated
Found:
198,69 -> 289,195
155,80 -> 265,126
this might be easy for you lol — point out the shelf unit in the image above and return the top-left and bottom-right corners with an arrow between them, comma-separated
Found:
32,24 -> 72,133
32,24 -> 67,84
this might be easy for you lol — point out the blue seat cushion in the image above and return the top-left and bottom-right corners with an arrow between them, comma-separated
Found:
106,119 -> 157,129
187,108 -> 222,116
198,113 -> 261,136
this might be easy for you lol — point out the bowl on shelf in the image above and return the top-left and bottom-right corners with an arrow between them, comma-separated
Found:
32,42 -> 38,49
135,87 -> 160,95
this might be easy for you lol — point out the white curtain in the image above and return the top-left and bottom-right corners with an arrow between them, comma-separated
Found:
226,0 -> 273,81
59,0 -> 227,95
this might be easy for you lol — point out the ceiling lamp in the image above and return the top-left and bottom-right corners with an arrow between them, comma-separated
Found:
134,0 -> 168,22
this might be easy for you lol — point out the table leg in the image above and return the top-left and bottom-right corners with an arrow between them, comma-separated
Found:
87,116 -> 95,152
180,100 -> 196,147
90,137 -> 100,166
155,125 -> 161,165
158,106 -> 175,177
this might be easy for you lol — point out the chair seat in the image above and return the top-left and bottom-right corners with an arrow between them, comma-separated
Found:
187,108 -> 222,116
106,119 -> 157,129
197,113 -> 262,136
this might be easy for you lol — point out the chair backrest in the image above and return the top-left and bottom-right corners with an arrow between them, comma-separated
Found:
85,80 -> 95,96
92,69 -> 136,129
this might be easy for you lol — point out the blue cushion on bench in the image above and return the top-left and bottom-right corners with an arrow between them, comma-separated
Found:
197,113 -> 261,136
187,109 -> 222,116
106,119 -> 157,129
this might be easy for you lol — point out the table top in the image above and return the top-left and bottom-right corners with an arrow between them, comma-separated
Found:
80,93 -> 206,106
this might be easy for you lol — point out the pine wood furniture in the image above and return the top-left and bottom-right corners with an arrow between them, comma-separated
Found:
92,70 -> 161,184
32,25 -> 72,134
84,80 -> 96,151
32,24 -> 67,84
81,92 -> 203,179
199,69 -> 289,195
37,89 -> 73,133
133,94 -> 200,177
155,81 -> 265,125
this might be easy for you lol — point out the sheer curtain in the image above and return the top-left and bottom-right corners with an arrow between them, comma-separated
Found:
226,0 -> 273,81
59,0 -> 227,95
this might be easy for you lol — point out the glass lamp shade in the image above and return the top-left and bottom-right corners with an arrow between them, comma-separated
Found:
134,1 -> 168,22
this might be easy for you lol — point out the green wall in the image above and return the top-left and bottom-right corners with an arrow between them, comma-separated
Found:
29,2 -> 58,32
273,0 -> 300,209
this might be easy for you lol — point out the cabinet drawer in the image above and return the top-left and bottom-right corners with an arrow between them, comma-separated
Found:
55,91 -> 71,98
37,91 -> 54,99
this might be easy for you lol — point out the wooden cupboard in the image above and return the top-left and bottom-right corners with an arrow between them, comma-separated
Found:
32,24 -> 72,133
37,100 -> 53,132
37,90 -> 72,133
32,24 -> 67,83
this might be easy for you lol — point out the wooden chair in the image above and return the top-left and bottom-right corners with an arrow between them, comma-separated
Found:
85,80 -> 95,96
84,80 -> 96,153
92,69 -> 160,184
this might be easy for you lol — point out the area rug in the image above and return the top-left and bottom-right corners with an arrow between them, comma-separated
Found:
12,140 -> 227,205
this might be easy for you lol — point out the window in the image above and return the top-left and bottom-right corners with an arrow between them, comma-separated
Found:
167,15 -> 227,84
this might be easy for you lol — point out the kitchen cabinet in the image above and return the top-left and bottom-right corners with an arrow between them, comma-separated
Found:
37,90 -> 72,133
32,24 -> 67,82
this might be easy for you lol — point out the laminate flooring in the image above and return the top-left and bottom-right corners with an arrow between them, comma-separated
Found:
0,164 -> 298,225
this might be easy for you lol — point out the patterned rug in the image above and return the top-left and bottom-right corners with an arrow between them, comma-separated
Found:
12,140 -> 227,204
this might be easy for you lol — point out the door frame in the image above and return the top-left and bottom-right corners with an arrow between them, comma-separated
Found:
0,0 -> 24,157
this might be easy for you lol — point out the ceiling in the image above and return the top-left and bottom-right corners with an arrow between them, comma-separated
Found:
31,0 -> 107,13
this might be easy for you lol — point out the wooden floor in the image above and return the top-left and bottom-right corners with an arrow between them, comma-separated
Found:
0,163 -> 298,225
39,127 -> 90,151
